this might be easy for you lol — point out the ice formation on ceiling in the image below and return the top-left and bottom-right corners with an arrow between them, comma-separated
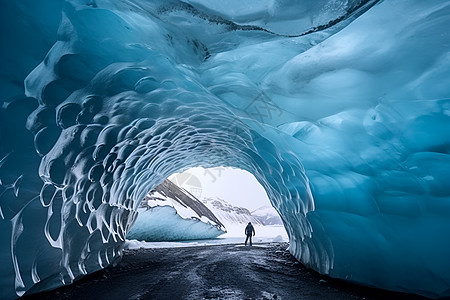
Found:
1,0 -> 450,298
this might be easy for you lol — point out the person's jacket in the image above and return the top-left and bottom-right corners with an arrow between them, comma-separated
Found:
245,224 -> 255,236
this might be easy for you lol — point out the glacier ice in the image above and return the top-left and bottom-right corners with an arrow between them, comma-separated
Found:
126,179 -> 225,241
1,0 -> 450,298
127,206 -> 224,242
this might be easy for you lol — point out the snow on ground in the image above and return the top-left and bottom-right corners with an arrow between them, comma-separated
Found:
124,224 -> 288,249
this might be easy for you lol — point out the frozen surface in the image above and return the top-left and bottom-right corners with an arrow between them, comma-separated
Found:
126,206 -> 224,241
126,180 -> 225,241
1,0 -> 450,299
124,224 -> 288,250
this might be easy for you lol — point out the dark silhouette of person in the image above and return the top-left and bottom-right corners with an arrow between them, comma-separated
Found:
245,222 -> 255,246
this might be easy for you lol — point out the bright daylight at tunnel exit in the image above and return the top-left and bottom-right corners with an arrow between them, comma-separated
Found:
1,0 -> 450,299
125,167 -> 288,246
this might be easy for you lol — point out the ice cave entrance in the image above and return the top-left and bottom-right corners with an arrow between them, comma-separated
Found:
126,167 -> 288,245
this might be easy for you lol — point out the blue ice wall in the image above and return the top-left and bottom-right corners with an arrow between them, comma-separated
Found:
1,0 -> 450,298
127,206 -> 225,242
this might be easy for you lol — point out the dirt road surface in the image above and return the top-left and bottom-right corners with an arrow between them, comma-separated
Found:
23,243 -> 430,300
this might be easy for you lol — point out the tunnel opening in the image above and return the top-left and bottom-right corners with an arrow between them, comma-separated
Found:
125,166 -> 288,247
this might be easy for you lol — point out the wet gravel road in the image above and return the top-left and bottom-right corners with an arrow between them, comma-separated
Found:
24,243 -> 429,300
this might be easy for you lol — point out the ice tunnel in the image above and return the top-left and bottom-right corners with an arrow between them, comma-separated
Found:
1,0 -> 450,298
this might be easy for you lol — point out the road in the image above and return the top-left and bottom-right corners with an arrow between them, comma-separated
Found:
23,243 -> 428,300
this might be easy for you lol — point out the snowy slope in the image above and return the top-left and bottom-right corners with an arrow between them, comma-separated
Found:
201,197 -> 287,240
148,179 -> 225,230
201,197 -> 262,225
127,180 -> 226,241
251,205 -> 283,226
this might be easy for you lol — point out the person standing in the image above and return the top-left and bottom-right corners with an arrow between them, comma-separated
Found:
245,222 -> 255,246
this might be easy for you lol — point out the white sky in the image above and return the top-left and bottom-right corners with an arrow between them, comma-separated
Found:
169,167 -> 271,211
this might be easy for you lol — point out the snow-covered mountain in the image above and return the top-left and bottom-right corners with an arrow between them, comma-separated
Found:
201,196 -> 287,239
201,197 -> 284,226
127,179 -> 286,242
127,179 -> 226,242
144,179 -> 225,230
251,206 -> 284,226
201,197 -> 262,226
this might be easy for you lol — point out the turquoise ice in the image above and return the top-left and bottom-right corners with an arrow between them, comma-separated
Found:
1,0 -> 450,298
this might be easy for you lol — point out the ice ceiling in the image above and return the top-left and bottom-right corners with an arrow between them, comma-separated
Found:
1,0 -> 450,298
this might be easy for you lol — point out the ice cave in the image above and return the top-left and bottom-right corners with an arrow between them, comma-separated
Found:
1,0 -> 450,298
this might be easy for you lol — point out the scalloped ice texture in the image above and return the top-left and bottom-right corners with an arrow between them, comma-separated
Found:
0,0 -> 450,298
